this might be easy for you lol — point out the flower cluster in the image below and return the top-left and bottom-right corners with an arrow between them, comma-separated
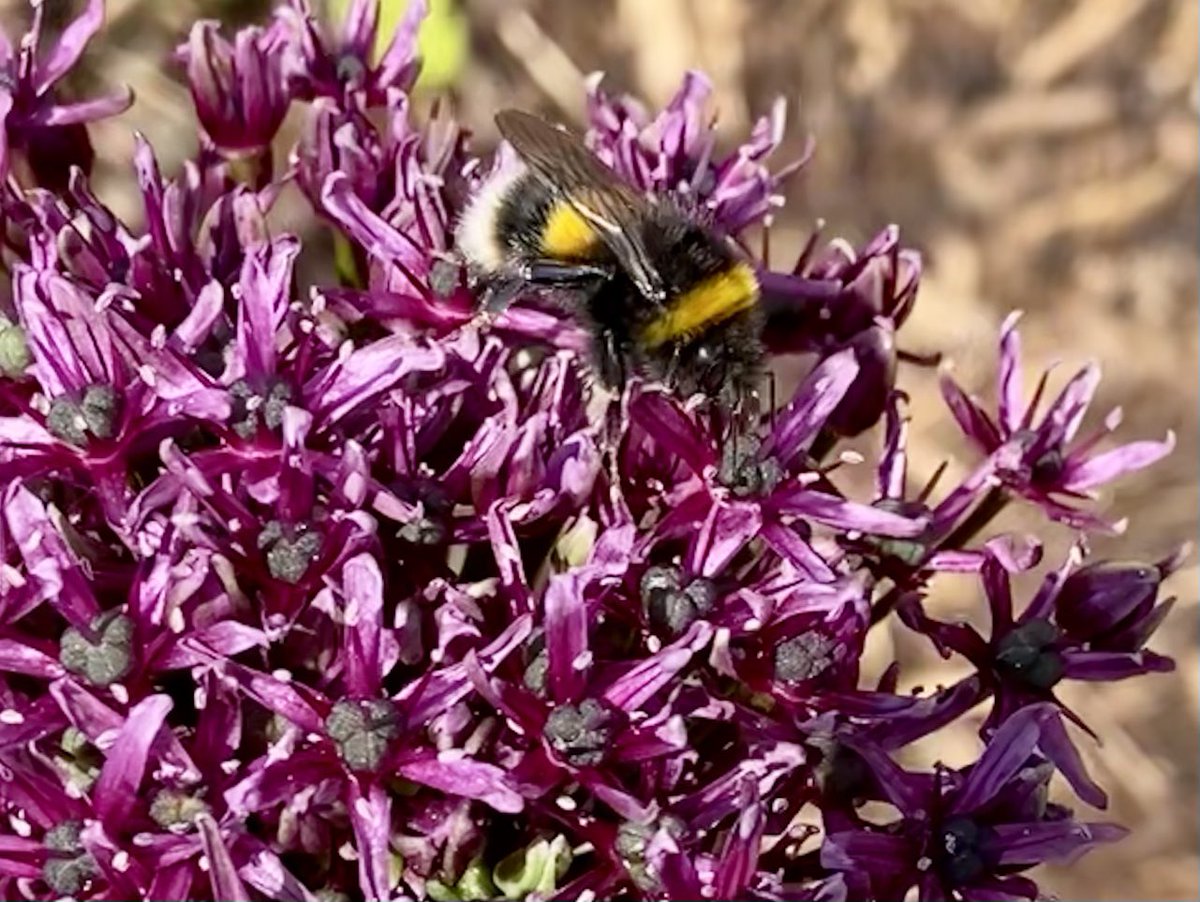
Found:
0,2 -> 1180,901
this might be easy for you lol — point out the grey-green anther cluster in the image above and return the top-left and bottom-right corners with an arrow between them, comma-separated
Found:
46,384 -> 120,446
325,698 -> 402,771
42,820 -> 98,896
258,520 -> 323,584
60,610 -> 134,686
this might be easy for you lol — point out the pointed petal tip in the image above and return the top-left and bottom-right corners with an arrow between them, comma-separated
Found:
1000,309 -> 1024,333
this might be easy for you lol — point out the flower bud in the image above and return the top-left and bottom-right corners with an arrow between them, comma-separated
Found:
1056,561 -> 1162,641
829,324 -> 896,437
183,21 -> 289,156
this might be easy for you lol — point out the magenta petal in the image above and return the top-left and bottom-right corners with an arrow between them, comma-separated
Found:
544,571 -> 589,704
397,751 -> 524,813
343,553 -> 386,696
997,312 -> 1025,434
688,499 -> 762,578
92,693 -> 172,831
37,0 -> 105,88
341,0 -> 381,54
1061,649 -> 1174,681
760,520 -> 835,582
375,0 -> 427,89
980,556 -> 1014,632
821,830 -> 913,873
771,486 -> 926,537
0,696 -> 67,750
33,89 -> 134,127
224,662 -> 326,732
1060,433 -> 1176,492
951,704 -> 1048,815
147,863 -> 197,902
238,844 -> 319,902
304,333 -> 445,423
485,502 -> 531,612
940,374 -> 1002,451
992,820 -> 1127,866
629,390 -> 717,477
348,780 -> 393,902
0,639 -> 65,678
235,236 -> 300,377
603,620 -> 713,711
158,622 -> 268,669
321,172 -> 428,277
765,349 -> 859,467
713,781 -> 765,900
197,813 -> 251,902
1035,706 -> 1107,808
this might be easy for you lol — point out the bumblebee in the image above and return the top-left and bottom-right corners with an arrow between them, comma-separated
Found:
456,109 -> 764,411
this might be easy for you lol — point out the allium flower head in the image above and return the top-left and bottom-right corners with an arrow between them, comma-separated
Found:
0,0 -> 132,188
280,0 -> 426,105
0,7 -> 1181,902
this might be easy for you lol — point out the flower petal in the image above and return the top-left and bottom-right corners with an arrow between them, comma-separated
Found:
197,813 -> 251,902
348,780 -> 393,902
997,311 -> 1025,434
544,571 -> 590,704
764,349 -> 858,468
397,751 -> 524,813
343,553 -> 386,696
951,704 -> 1048,815
771,486 -> 926,537
992,820 -> 1127,866
37,0 -> 104,88
1060,432 -> 1175,492
940,372 -> 1002,451
92,694 -> 172,832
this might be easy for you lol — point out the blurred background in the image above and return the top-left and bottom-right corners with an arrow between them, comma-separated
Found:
7,0 -> 1197,897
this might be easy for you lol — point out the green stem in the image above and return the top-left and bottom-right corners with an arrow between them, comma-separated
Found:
868,485 -> 1010,626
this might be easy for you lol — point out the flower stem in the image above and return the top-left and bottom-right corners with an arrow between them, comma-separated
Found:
869,486 -> 1010,626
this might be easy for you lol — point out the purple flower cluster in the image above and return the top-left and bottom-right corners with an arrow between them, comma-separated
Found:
0,2 -> 1181,900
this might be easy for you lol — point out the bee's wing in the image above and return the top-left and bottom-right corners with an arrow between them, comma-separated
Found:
495,110 -> 665,302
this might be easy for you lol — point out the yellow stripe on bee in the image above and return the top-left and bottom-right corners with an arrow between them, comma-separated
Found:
640,263 -> 759,347
541,203 -> 600,259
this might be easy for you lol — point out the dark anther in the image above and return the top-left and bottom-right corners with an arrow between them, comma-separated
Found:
258,521 -> 323,584
640,566 -> 716,637
774,631 -> 836,684
544,698 -> 618,767
59,611 -> 134,687
718,433 -> 781,497
994,618 -> 1064,690
935,816 -> 998,886
326,699 -> 403,771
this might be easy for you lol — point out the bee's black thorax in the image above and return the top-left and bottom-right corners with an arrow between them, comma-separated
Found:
494,171 -> 557,260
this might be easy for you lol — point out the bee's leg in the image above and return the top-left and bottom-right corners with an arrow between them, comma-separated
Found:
594,329 -> 627,486
522,260 -> 615,287
478,276 -> 526,315
767,369 -> 777,432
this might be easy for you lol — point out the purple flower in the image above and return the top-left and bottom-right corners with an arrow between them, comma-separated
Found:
822,705 -> 1127,901
585,70 -> 810,235
0,0 -> 132,188
760,225 -> 923,437
180,19 -> 291,157
0,8 -> 1181,900
279,0 -> 426,105
941,312 -> 1175,531
900,546 -> 1176,803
